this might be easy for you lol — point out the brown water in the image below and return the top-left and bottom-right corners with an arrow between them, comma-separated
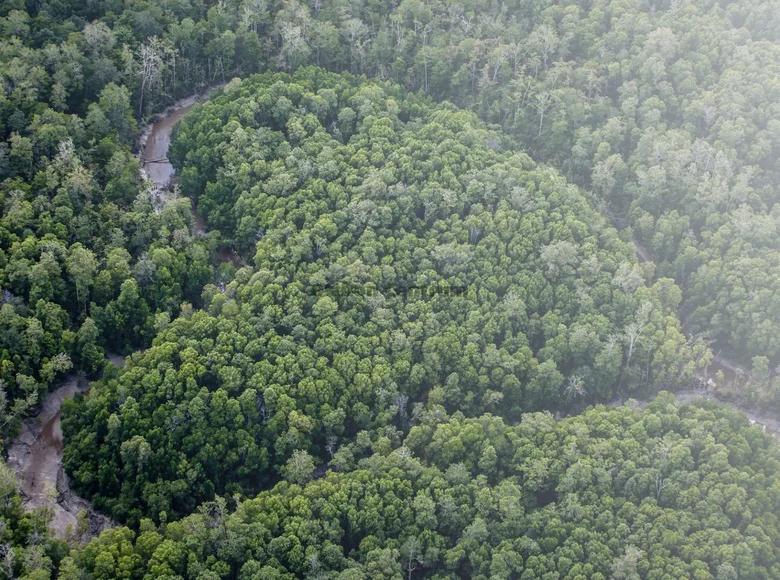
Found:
6,377 -> 113,540
218,247 -> 242,267
140,94 -> 220,245
141,103 -> 195,187
609,349 -> 779,439
624,243 -> 776,432
140,92 -> 243,265
106,352 -> 127,368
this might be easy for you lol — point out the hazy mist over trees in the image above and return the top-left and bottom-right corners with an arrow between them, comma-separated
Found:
1,0 -> 780,576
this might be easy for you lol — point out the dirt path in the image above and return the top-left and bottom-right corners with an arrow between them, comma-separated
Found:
6,376 -> 113,540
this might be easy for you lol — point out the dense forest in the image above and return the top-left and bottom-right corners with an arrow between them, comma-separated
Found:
0,0 -> 780,577
54,399 -> 780,579
61,70 -> 704,525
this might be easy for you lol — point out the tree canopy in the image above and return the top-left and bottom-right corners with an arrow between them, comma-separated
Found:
65,396 -> 780,579
61,70 -> 706,524
2,0 -> 780,576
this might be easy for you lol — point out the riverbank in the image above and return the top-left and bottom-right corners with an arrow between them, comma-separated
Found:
139,87 -> 223,230
137,86 -> 223,169
6,376 -> 114,540
0,94 -> 231,543
140,85 -> 245,266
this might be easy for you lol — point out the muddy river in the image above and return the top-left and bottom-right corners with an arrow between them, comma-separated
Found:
6,376 -> 114,540
141,89 -> 245,268
608,350 -> 780,438
141,103 -> 196,186
6,90 -> 224,541
140,88 -> 221,239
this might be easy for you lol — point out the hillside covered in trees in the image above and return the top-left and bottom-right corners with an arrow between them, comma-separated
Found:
4,0 -> 780,372
61,70 -> 704,525
57,399 -> 780,579
1,0 -> 780,577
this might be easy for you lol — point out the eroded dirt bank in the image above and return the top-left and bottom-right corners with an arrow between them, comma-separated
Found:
6,376 -> 114,540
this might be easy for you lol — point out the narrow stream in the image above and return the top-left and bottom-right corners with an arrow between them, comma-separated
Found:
141,103 -> 196,186
4,91 -> 220,541
140,95 -> 778,440
140,89 -> 216,239
141,92 -> 243,266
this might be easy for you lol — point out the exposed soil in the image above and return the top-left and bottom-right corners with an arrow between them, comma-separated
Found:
6,376 -> 114,540
218,247 -> 242,268
139,93 -> 208,225
8,87 -> 767,546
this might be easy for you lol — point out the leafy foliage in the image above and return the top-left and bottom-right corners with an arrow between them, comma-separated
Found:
2,0 -> 780,577
68,397 -> 780,579
4,0 -> 780,364
63,71 -> 705,524
0,461 -> 68,579
0,7 -> 219,446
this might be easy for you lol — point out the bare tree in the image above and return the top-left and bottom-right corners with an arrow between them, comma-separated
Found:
469,225 -> 482,245
530,24 -> 559,69
564,375 -> 586,400
325,436 -> 339,458
341,18 -> 368,72
535,91 -> 553,137
283,450 -> 316,485
241,0 -> 269,33
0,543 -> 13,579
624,302 -> 653,369
654,442 -> 671,499
396,446 -> 413,461
401,536 -> 424,580
256,391 -> 271,424
138,40 -> 160,117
